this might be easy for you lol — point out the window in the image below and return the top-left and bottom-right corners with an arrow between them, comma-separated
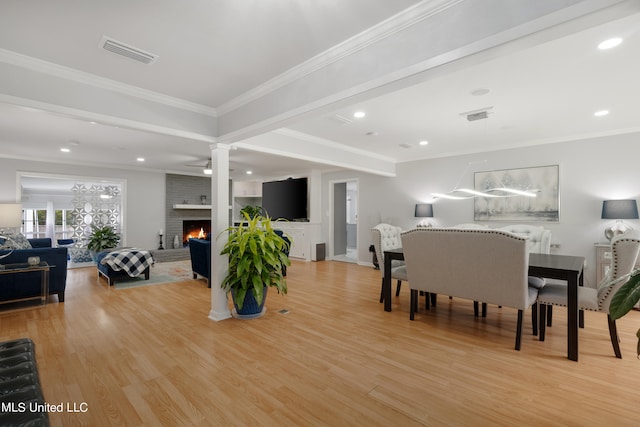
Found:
21,209 -> 73,240
22,209 -> 46,239
54,209 -> 73,240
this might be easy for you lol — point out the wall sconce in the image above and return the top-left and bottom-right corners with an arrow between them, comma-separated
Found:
414,203 -> 433,227
601,199 -> 639,240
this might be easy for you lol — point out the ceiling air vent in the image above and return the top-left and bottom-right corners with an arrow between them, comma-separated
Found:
467,111 -> 488,121
99,36 -> 159,65
460,106 -> 494,122
327,114 -> 353,126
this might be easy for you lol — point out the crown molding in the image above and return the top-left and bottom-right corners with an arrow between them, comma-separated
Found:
396,126 -> 640,163
0,48 -> 217,117
217,0 -> 463,115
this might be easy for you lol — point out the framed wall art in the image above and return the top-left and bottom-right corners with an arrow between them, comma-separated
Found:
474,165 -> 559,222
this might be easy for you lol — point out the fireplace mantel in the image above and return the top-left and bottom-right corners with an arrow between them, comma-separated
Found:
172,204 -> 211,209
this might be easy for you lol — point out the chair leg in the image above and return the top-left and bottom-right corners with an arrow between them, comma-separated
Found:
396,280 -> 402,296
482,303 -> 487,318
531,302 -> 538,336
547,305 -> 553,327
607,315 -> 622,359
539,304 -> 547,341
474,301 -> 479,317
424,292 -> 430,310
410,289 -> 417,320
515,310 -> 524,351
430,293 -> 437,307
379,278 -> 384,303
579,309 -> 585,329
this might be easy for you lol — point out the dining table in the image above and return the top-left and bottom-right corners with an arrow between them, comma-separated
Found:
382,248 -> 585,361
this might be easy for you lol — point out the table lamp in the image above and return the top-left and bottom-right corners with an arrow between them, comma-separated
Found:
415,203 -> 434,227
0,203 -> 23,262
601,199 -> 639,240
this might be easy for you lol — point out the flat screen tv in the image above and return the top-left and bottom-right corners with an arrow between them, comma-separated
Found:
261,177 -> 308,221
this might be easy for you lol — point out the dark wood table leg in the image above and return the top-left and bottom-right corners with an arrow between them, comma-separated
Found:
567,271 -> 579,361
383,254 -> 392,312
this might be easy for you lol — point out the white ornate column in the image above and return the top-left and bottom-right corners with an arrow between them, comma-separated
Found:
208,143 -> 232,321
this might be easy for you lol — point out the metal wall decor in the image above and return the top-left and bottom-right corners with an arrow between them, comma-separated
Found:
70,183 -> 122,245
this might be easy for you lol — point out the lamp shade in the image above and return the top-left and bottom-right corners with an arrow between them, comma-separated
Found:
601,200 -> 639,220
0,203 -> 22,228
414,203 -> 434,218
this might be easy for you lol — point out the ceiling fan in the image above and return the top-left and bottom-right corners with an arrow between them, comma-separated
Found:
186,159 -> 212,175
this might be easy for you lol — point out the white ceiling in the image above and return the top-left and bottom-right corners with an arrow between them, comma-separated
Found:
0,1 -> 639,185
290,10 -> 640,161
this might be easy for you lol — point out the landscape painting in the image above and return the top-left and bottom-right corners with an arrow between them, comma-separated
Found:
474,165 -> 559,222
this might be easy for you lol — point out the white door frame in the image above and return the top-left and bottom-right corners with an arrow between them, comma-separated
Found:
328,178 -> 358,261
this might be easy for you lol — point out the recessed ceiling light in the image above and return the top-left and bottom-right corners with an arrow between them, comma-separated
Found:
246,171 -> 253,175
89,121 -> 97,125
419,140 -> 429,146
471,88 -> 490,96
60,148 -> 70,153
353,111 -> 366,119
598,37 -> 622,50
594,110 -> 609,117
136,157 -> 145,162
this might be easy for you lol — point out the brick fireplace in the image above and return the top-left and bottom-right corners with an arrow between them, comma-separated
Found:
164,174 -> 212,249
183,220 -> 211,245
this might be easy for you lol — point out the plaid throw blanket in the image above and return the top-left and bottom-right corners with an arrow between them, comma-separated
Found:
100,249 -> 154,277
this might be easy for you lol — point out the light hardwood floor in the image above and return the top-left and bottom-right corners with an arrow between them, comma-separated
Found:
2,260 -> 640,426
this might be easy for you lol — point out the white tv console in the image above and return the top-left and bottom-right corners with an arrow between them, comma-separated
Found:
274,222 -> 322,261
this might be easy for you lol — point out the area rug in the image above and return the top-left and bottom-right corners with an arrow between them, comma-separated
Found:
113,260 -> 195,289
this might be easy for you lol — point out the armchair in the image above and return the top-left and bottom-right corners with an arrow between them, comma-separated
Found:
274,229 -> 291,276
188,238 -> 211,287
538,230 -> 640,358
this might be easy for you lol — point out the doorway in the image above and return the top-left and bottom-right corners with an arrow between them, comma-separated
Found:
331,180 -> 358,263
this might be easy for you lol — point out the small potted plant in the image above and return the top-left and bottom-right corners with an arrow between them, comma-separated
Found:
239,205 -> 263,220
87,225 -> 120,261
219,212 -> 290,318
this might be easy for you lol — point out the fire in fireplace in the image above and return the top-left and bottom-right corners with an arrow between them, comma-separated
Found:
183,220 -> 211,245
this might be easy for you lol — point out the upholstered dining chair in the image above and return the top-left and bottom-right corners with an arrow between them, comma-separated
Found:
498,225 -> 552,334
372,223 -> 407,302
538,230 -> 640,358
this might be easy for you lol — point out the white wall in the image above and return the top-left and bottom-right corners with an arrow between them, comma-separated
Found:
0,158 -> 166,250
321,133 -> 640,287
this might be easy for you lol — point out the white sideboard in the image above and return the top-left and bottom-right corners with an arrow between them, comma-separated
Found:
274,222 -> 322,261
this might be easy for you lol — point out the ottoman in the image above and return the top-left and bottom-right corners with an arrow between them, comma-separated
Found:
96,249 -> 154,286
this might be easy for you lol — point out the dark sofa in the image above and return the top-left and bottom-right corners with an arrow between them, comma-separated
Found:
0,238 -> 68,302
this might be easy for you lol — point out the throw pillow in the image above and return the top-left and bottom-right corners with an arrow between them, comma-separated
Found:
0,233 -> 32,250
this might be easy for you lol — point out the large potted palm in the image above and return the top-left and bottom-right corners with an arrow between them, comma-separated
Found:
219,212 -> 290,318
